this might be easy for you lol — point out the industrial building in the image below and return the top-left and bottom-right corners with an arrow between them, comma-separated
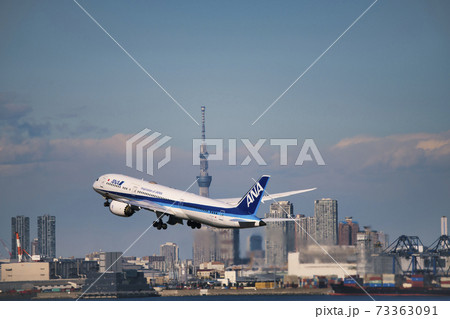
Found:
288,245 -> 357,278
0,258 -> 98,283
99,251 -> 123,273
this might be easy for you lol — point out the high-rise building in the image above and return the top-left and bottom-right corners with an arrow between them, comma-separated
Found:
193,229 -> 240,267
265,201 -> 295,266
216,228 -> 240,266
338,217 -> 359,246
315,198 -> 338,245
37,215 -> 56,258
193,229 -> 217,266
11,216 -> 30,260
160,242 -> 179,271
294,214 -> 316,249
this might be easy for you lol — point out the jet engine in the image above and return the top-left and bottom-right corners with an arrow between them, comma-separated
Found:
109,200 -> 138,217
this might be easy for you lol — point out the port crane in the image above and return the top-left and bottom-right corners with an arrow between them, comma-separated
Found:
426,235 -> 450,276
0,238 -> 12,259
381,235 -> 426,275
15,232 -> 32,262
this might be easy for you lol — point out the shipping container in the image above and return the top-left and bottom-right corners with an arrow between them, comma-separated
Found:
364,283 -> 382,287
382,274 -> 395,281
255,282 -> 275,289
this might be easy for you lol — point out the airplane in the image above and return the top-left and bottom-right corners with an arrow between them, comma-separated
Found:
92,174 -> 316,230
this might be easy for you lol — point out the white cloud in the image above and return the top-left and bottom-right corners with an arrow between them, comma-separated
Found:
331,131 -> 450,171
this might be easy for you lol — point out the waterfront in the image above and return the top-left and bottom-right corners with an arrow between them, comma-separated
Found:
97,294 -> 450,302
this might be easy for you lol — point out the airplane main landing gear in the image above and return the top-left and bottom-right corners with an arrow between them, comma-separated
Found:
153,219 -> 167,230
187,220 -> 201,229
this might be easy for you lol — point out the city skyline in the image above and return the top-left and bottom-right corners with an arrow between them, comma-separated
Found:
0,0 -> 449,259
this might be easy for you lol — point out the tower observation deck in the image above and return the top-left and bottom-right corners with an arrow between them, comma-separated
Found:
197,106 -> 212,197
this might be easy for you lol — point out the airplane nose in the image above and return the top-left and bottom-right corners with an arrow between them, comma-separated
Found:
259,220 -> 266,226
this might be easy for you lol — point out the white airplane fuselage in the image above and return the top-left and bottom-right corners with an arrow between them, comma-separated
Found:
93,174 -> 266,229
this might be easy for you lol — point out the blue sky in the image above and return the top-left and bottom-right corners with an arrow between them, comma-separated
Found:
0,0 -> 449,259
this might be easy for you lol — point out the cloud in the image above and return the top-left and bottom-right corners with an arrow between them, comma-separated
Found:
0,92 -> 32,120
331,131 -> 450,171
0,92 -> 51,139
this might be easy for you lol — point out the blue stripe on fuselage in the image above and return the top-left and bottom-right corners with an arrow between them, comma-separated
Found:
104,189 -> 262,219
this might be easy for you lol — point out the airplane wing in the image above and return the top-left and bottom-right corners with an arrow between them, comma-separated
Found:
262,218 -> 296,222
215,187 -> 317,205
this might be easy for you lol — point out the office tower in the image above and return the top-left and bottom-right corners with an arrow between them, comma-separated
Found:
315,198 -> 338,245
99,252 -> 123,273
11,216 -> 30,260
294,214 -> 316,249
265,201 -> 295,266
160,242 -> 179,271
193,229 -> 218,267
338,217 -> 359,246
37,215 -> 56,258
216,228 -> 240,266
442,216 -> 448,236
193,228 -> 240,267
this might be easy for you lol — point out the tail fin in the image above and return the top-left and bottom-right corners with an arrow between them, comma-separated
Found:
235,175 -> 270,215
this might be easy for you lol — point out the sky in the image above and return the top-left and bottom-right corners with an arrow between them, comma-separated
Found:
0,0 -> 449,260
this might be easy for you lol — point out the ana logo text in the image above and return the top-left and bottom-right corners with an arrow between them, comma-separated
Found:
110,179 -> 124,186
247,182 -> 264,207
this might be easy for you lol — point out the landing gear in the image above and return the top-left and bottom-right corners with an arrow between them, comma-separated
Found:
153,219 -> 168,230
103,199 -> 110,207
187,220 -> 201,229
